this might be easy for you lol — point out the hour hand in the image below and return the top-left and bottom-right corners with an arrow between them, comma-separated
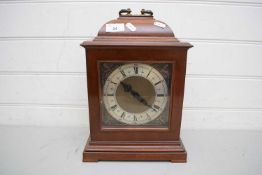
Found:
120,82 -> 143,102
120,81 -> 157,111
120,81 -> 132,92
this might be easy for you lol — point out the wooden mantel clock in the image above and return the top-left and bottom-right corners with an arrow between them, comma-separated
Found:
81,9 -> 192,162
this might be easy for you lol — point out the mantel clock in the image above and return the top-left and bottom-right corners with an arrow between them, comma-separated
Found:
81,9 -> 193,162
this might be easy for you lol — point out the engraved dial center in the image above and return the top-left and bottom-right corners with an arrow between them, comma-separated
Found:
116,76 -> 156,113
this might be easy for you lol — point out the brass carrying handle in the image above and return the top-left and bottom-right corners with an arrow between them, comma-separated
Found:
119,8 -> 132,16
119,8 -> 153,17
140,9 -> 153,16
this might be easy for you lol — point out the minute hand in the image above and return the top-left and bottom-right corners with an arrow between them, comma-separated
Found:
120,82 -> 156,111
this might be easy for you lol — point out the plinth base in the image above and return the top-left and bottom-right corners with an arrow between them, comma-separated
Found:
83,137 -> 187,163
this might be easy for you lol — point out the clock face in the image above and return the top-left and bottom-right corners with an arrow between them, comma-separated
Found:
103,63 -> 168,125
100,62 -> 172,127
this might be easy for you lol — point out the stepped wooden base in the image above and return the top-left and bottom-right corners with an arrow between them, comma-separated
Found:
83,137 -> 187,163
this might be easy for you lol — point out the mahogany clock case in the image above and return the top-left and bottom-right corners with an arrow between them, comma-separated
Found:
81,9 -> 192,162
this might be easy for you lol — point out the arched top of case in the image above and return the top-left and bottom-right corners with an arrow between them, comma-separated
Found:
98,16 -> 174,37
81,9 -> 192,48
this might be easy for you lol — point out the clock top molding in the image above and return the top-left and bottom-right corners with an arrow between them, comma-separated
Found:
81,9 -> 192,48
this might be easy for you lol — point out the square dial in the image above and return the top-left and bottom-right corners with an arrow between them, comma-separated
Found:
99,62 -> 172,127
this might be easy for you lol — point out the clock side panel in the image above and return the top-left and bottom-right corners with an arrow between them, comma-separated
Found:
85,48 -> 101,140
85,47 -> 189,141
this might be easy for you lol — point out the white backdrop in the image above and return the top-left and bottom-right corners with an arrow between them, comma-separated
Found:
0,0 -> 262,130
